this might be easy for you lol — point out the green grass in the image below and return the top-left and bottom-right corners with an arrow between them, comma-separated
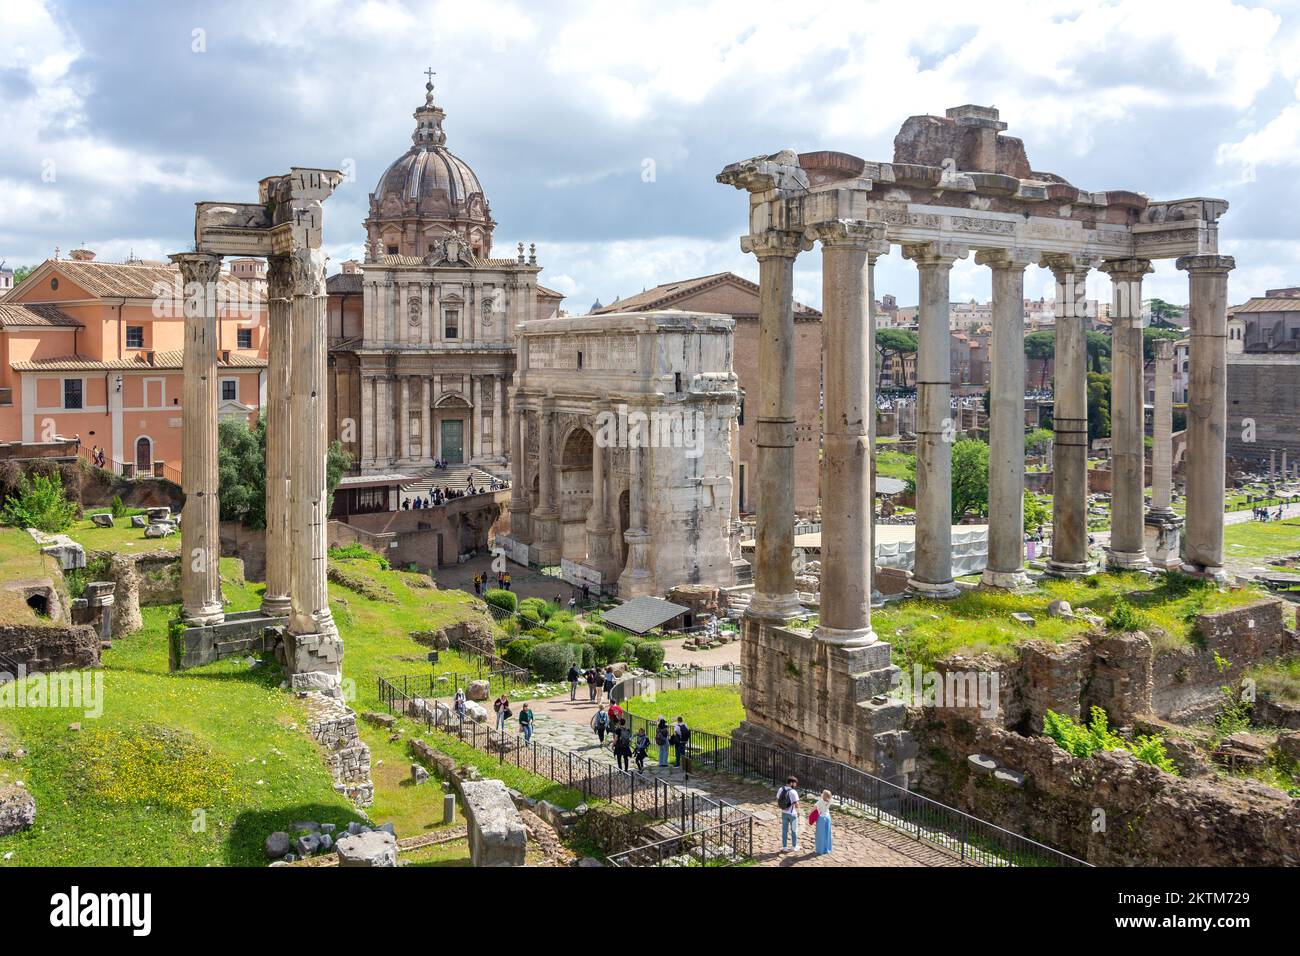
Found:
1247,657 -> 1300,706
626,685 -> 745,736
875,450 -> 915,483
66,508 -> 181,555
873,571 -> 1269,669
1222,518 -> 1300,559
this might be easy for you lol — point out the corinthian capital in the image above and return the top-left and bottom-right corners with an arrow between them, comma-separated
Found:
805,218 -> 888,254
169,251 -> 222,285
1098,257 -> 1154,280
290,247 -> 327,297
974,246 -> 1036,271
1176,254 -> 1235,275
741,229 -> 811,260
901,240 -> 967,267
266,254 -> 292,301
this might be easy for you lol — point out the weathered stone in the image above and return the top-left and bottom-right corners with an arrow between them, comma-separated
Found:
1276,731 -> 1300,763
0,785 -> 35,836
89,513 -> 114,528
130,515 -> 147,528
144,523 -> 175,539
335,830 -> 398,867
411,763 -> 429,785
264,831 -> 291,859
459,779 -> 527,867
1047,600 -> 1073,618
466,679 -> 491,701
993,767 -> 1025,787
464,700 -> 488,723
967,753 -> 998,775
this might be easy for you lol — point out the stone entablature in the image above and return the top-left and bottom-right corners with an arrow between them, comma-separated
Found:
505,311 -> 741,597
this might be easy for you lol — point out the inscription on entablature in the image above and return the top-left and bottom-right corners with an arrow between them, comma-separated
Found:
950,216 -> 1016,236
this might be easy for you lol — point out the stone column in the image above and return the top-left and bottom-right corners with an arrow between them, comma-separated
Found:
1100,259 -> 1153,570
743,229 -> 808,620
171,252 -> 224,625
979,248 -> 1035,589
398,375 -> 411,461
530,399 -> 559,563
493,375 -> 504,459
903,242 -> 966,598
1045,257 -> 1095,576
1178,254 -> 1235,582
287,245 -> 341,686
620,438 -> 653,596
586,411 -> 619,583
261,254 -> 293,617
508,401 -> 533,544
808,219 -> 887,645
471,375 -> 483,461
360,374 -> 375,468
1144,337 -> 1183,568
421,377 -> 431,462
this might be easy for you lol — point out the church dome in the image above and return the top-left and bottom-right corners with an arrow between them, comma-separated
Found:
365,76 -> 495,260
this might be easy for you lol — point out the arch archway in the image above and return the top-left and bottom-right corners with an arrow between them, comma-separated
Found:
135,436 -> 153,475
559,427 -> 593,562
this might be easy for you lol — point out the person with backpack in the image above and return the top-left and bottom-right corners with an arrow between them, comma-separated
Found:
591,705 -> 608,746
633,728 -> 650,772
517,703 -> 535,744
473,573 -> 482,596
673,716 -> 690,768
602,666 -> 616,701
777,776 -> 800,852
613,722 -> 633,772
567,663 -> 581,701
655,717 -> 670,767
493,694 -> 511,732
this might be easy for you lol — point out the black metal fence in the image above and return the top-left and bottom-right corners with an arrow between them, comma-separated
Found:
614,698 -> 1089,868
377,675 -> 754,865
606,820 -> 754,867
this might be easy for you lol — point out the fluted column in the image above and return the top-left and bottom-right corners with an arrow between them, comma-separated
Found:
287,246 -> 339,655
1178,254 -> 1234,582
904,242 -> 966,598
743,229 -> 808,620
1101,259 -> 1153,570
1150,339 -> 1176,516
530,399 -> 559,562
261,254 -> 293,616
493,375 -> 504,459
979,248 -> 1035,589
171,252 -> 224,625
1045,256 -> 1096,576
808,219 -> 887,645
508,401 -> 533,543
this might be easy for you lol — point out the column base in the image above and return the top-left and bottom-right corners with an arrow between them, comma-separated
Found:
906,576 -> 960,600
1144,511 -> 1184,570
283,629 -> 344,693
529,510 -> 560,565
979,568 -> 1032,590
1044,559 -> 1097,579
814,623 -> 878,647
745,590 -> 806,621
1180,562 -> 1230,585
260,594 -> 291,618
1105,547 -> 1152,571
183,603 -> 224,627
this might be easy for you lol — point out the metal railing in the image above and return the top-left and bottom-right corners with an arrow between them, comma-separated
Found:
611,665 -> 741,705
443,629 -> 532,688
377,675 -> 754,865
615,691 -> 1089,868
606,820 -> 753,867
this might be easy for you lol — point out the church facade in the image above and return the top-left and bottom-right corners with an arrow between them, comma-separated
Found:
327,78 -> 563,474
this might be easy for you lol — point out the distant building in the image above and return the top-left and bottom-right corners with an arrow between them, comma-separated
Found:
1225,289 -> 1300,468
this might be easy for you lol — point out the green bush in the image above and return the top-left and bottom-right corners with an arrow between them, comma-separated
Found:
598,630 -> 626,666
1106,596 -> 1144,632
635,642 -> 666,673
503,639 -> 536,668
579,642 -> 597,668
518,597 -> 556,622
2,471 -> 78,532
1043,707 -> 1177,774
550,610 -> 576,625
485,588 -> 517,613
529,641 -> 579,681
327,542 -> 390,570
584,622 -> 606,635
110,495 -> 127,519
518,606 -> 542,626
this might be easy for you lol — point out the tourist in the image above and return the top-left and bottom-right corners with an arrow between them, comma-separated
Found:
602,666 -> 616,701
518,703 -> 534,744
453,687 -> 466,722
592,705 -> 608,746
811,789 -> 833,856
473,573 -> 482,596
613,721 -> 633,772
633,728 -> 650,772
608,701 -> 624,725
585,667 -> 599,701
493,694 -> 511,731
673,716 -> 690,767
777,776 -> 800,852
655,717 -> 670,767
502,572 -> 511,591
568,595 -> 577,611
567,663 -> 581,701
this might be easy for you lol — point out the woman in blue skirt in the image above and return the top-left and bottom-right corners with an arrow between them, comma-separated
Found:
813,790 -> 833,856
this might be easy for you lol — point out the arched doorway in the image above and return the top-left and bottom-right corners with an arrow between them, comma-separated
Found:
434,394 -> 471,464
559,428 -> 593,562
135,437 -> 152,475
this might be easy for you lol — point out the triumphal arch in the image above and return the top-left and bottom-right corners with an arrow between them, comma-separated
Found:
721,105 -> 1233,780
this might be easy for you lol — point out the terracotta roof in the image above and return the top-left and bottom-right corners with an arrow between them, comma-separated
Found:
327,272 -> 363,294
10,350 -> 267,372
536,285 -> 564,299
0,303 -> 82,328
28,259 -> 264,302
1233,296 -> 1300,313
589,272 -> 820,318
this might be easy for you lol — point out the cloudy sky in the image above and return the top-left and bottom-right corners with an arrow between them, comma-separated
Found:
2,0 -> 1299,311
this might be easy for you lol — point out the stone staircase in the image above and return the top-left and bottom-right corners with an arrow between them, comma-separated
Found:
400,465 -> 502,503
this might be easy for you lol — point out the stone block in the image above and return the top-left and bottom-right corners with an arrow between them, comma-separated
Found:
89,513 -> 114,528
967,753 -> 997,775
335,830 -> 398,867
411,763 -> 429,785
130,515 -> 147,528
264,831 -> 291,860
0,785 -> 35,836
459,779 -> 527,867
466,679 -> 491,701
144,523 -> 175,539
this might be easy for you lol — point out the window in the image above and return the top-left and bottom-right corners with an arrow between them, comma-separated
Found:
126,326 -> 144,349
237,328 -> 252,349
577,351 -> 583,369
63,379 -> 83,410
220,380 -> 237,402
387,245 -> 399,255
444,308 -> 459,339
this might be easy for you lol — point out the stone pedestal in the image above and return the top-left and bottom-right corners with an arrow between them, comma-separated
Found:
1144,512 -> 1184,570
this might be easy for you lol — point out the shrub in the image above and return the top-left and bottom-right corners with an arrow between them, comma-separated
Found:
529,641 -> 578,681
599,630 -> 626,665
550,610 -> 576,625
518,597 -> 555,621
503,639 -> 536,668
621,636 -> 643,662
1,471 -> 78,532
327,542 -> 389,570
485,588 -> 517,614
518,606 -> 542,626
579,642 -> 597,668
1106,596 -> 1144,632
635,642 -> 666,673
110,495 -> 127,519
1043,707 -> 1177,774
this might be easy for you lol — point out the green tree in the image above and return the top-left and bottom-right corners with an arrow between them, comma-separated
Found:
876,328 -> 918,391
11,265 -> 35,285
950,438 -> 989,521
1,470 -> 78,532
217,415 -> 350,529
1024,489 -> 1049,534
1086,331 -> 1111,374
1025,427 -> 1053,455
1087,372 -> 1111,443
1023,330 -> 1055,390
1147,298 -> 1183,328
1142,326 -> 1181,365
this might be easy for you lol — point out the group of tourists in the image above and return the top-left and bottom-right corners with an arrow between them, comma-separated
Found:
491,694 -> 535,743
88,444 -> 106,468
1252,505 -> 1287,522
567,664 -> 617,702
776,775 -> 834,856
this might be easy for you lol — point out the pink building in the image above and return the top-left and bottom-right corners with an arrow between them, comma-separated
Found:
0,251 -> 267,480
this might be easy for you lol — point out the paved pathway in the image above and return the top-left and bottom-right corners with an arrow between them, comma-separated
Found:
659,635 -> 742,669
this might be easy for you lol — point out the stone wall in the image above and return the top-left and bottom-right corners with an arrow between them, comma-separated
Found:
219,521 -> 267,582
912,713 -> 1300,866
0,622 -> 100,672
305,691 -> 374,808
